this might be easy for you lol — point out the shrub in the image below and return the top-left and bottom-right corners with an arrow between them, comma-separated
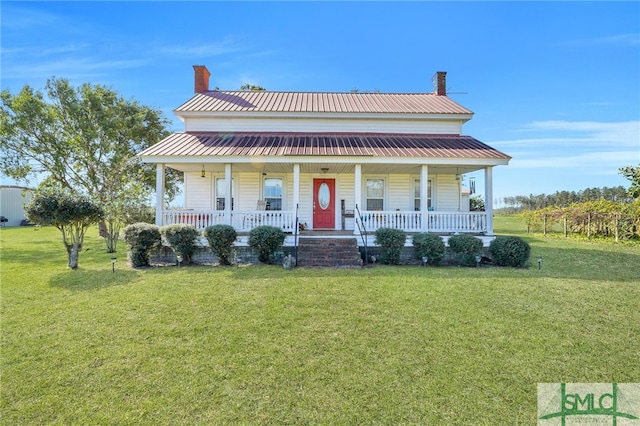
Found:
203,224 -> 238,266
448,233 -> 483,267
25,190 -> 104,269
248,226 -> 286,263
489,236 -> 531,268
123,223 -> 161,267
412,232 -> 445,266
123,205 -> 155,225
160,224 -> 200,265
374,227 -> 407,265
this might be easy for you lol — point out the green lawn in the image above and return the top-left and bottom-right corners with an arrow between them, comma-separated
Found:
1,217 -> 639,424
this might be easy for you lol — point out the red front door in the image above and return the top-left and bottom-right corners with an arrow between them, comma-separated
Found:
313,178 -> 335,229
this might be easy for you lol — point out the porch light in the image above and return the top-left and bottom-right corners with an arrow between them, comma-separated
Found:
537,256 -> 542,270
455,173 -> 460,181
201,166 -> 206,178
321,167 -> 329,173
110,257 -> 117,273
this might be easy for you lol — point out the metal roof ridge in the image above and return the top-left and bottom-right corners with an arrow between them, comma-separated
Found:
200,90 -> 443,96
182,131 -> 470,136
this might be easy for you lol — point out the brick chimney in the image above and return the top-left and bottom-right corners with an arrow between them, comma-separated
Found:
193,65 -> 211,93
432,71 -> 447,96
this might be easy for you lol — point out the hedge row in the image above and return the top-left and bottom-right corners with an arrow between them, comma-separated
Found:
123,223 -> 531,269
123,223 -> 285,267
374,228 -> 531,268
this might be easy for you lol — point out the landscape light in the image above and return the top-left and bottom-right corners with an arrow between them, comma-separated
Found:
475,255 -> 481,268
176,254 -> 183,267
422,256 -> 428,267
537,256 -> 542,270
110,257 -> 117,273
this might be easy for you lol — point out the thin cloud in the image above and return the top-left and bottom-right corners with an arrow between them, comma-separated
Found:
509,150 -> 638,170
157,40 -> 244,58
2,58 -> 147,81
561,33 -> 640,47
595,33 -> 640,45
0,5 -> 61,31
492,120 -> 640,149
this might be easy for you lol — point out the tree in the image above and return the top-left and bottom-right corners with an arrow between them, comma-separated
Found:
239,84 -> 266,91
0,78 -> 180,252
619,165 -> 640,199
25,190 -> 103,269
469,195 -> 485,211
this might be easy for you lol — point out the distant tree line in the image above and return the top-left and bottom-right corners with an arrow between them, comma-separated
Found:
499,165 -> 640,241
498,186 -> 631,213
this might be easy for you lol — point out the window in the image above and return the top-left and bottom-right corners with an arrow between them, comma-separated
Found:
264,177 -> 282,210
414,179 -> 432,211
215,178 -> 234,210
366,178 -> 384,210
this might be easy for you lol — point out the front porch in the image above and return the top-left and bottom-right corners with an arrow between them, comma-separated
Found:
151,158 -> 502,243
161,208 -> 492,244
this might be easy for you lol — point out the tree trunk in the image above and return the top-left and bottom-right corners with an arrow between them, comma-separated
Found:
67,242 -> 80,269
99,220 -> 118,253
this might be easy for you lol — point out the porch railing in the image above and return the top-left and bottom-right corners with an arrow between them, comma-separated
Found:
358,210 -> 487,233
162,209 -> 486,233
162,210 -> 296,232
162,210 -> 226,229
232,211 -> 296,232
427,211 -> 487,233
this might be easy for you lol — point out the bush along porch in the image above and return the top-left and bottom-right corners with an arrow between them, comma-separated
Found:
122,223 -> 531,269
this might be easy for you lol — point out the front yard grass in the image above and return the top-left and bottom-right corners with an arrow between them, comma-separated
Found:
1,218 -> 639,424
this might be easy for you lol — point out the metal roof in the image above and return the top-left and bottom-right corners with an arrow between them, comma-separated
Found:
139,132 -> 510,160
175,91 -> 473,115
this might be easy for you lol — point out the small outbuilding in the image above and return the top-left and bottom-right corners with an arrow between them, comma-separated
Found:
0,186 -> 34,227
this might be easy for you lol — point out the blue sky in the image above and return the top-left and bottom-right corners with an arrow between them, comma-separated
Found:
2,1 -> 639,205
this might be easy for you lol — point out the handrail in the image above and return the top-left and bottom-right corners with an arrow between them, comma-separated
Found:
355,204 -> 368,265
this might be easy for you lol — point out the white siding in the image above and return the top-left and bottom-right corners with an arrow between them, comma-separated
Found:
298,174 -> 312,226
184,172 -> 212,210
388,174 -> 412,211
0,187 -> 33,226
436,175 -> 461,210
237,172 -> 260,210
337,175 -> 356,230
184,117 -> 464,135
179,171 -> 464,231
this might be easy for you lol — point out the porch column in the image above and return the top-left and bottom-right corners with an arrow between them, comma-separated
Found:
155,163 -> 165,226
293,164 -> 300,215
485,166 -> 494,235
420,165 -> 429,231
224,163 -> 232,225
354,164 -> 362,234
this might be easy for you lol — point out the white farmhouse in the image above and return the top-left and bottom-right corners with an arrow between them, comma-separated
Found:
139,66 -> 510,265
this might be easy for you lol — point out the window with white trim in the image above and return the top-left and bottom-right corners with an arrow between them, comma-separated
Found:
264,177 -> 283,210
414,179 -> 432,211
366,178 -> 384,211
215,178 -> 234,210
